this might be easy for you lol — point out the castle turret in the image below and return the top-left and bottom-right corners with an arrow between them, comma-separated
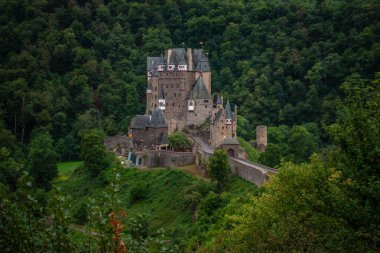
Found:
159,86 -> 165,110
225,99 -> 232,125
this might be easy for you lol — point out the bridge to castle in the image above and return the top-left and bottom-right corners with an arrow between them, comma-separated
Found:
191,137 -> 277,186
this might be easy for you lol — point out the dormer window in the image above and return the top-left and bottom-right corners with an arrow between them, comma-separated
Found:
178,65 -> 187,71
146,88 -> 152,94
226,118 -> 232,125
158,65 -> 165,71
168,65 -> 175,71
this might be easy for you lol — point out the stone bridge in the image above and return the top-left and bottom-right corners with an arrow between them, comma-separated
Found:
191,136 -> 277,186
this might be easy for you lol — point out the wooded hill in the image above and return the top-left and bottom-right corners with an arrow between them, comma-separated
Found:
0,0 -> 379,155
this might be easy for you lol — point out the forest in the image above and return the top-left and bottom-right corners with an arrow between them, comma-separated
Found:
0,0 -> 379,252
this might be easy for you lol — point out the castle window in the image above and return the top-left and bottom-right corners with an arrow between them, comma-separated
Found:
204,100 -> 208,103
174,93 -> 176,97
154,87 -> 157,91
166,84 -> 168,88
155,104 -> 157,108
172,102 -> 175,107
176,84 -> 179,88
205,105 -> 207,108
155,95 -> 157,99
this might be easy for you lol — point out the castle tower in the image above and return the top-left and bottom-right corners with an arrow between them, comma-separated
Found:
256,126 -> 267,152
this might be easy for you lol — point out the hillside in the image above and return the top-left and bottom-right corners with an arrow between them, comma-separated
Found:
1,0 -> 379,151
0,1 -> 379,252
54,161 -> 259,251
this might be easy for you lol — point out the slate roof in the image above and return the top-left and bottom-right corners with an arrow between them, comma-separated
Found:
187,76 -> 210,99
158,54 -> 166,65
194,49 -> 210,72
225,99 -> 232,119
214,109 -> 223,121
148,48 -> 210,72
222,137 -> 239,145
216,93 -> 222,104
169,48 -> 187,68
130,115 -> 150,129
149,108 -> 166,128
147,57 -> 160,71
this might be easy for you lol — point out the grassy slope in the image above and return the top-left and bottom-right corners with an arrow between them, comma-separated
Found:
54,162 -> 258,243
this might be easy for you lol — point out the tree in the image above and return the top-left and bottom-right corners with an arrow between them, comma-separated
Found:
287,125 -> 317,163
220,156 -> 353,252
168,131 -> 192,151
259,144 -> 281,167
80,129 -> 109,176
28,132 -> 58,190
209,149 -> 231,192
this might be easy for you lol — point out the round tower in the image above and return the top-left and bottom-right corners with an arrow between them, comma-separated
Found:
256,126 -> 267,152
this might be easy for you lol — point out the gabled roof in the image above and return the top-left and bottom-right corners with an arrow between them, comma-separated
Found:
149,108 -> 166,128
158,54 -> 166,65
187,76 -> 210,99
169,48 -> 187,67
225,99 -> 232,119
130,115 -> 150,129
194,49 -> 210,72
147,57 -> 160,71
159,86 -> 165,100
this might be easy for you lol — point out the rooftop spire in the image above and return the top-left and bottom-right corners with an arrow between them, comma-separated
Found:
225,99 -> 232,120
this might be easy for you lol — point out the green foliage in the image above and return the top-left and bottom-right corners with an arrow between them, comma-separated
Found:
237,136 -> 259,162
259,143 -> 281,167
209,149 -> 231,192
80,129 -> 109,176
287,125 -> 318,163
168,131 -> 192,151
217,156 -> 354,252
27,132 -> 58,190
130,181 -> 148,203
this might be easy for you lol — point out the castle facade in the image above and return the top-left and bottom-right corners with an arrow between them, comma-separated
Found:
130,48 -> 238,153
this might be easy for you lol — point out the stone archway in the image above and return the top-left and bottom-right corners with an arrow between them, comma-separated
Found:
227,148 -> 235,157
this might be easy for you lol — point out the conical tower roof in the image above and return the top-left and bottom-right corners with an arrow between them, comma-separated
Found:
225,99 -> 232,119
188,76 -> 210,99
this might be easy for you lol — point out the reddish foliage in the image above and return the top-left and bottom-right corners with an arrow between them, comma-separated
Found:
109,210 -> 128,253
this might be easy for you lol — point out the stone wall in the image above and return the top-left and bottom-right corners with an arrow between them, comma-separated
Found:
104,135 -> 133,156
139,150 -> 195,168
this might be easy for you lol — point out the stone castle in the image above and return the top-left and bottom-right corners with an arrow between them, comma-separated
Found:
105,47 -> 274,186
130,48 -> 239,156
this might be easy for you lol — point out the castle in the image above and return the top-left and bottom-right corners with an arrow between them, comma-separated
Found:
130,48 -> 239,155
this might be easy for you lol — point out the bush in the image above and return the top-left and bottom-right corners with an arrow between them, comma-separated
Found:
130,181 -> 148,202
74,203 -> 88,225
168,131 -> 192,151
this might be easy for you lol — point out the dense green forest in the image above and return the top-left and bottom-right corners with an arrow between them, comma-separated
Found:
0,0 -> 379,252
